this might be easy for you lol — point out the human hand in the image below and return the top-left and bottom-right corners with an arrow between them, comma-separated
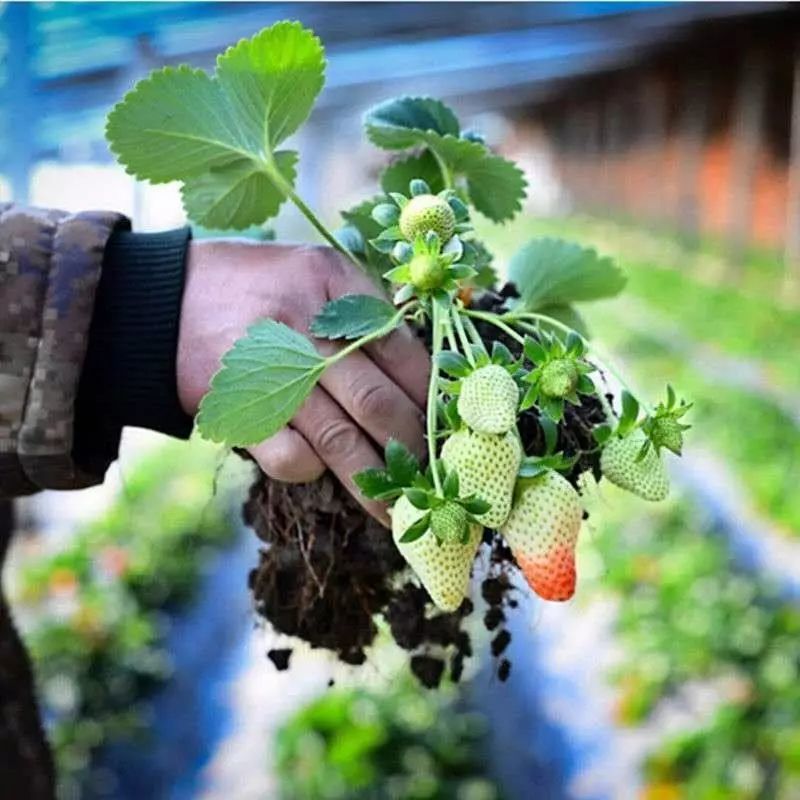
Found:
176,239 -> 429,525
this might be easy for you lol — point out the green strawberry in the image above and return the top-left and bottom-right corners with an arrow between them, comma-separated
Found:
430,501 -> 469,543
391,495 -> 481,612
441,429 -> 521,529
399,194 -> 456,243
408,253 -> 446,291
499,471 -> 582,601
601,429 -> 669,501
540,357 -> 579,399
457,364 -> 519,435
649,415 -> 685,455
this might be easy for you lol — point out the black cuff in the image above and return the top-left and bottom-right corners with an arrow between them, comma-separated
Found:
74,227 -> 193,469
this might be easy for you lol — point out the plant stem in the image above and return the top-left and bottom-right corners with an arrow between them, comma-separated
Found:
264,158 -> 363,272
462,308 -> 525,345
460,313 -> 488,356
451,306 -> 476,366
427,300 -> 444,495
504,310 -> 654,415
431,149 -> 454,190
325,302 -> 418,366
443,310 -> 460,355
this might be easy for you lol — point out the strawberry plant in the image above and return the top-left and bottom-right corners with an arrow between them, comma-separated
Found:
106,21 -> 689,683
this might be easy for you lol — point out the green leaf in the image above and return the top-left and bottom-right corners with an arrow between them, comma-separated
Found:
365,96 -> 460,149
460,496 -> 491,515
106,22 -> 325,226
106,66 -> 242,183
523,337 -> 547,364
443,468 -> 460,499
380,151 -> 446,195
354,468 -> 401,501
181,151 -> 297,230
592,424 -> 612,445
215,21 -> 325,150
463,151 -> 527,222
517,459 -> 548,479
540,416 -> 558,455
197,320 -> 325,446
400,513 -> 431,543
436,351 -> 472,378
365,99 -> 525,222
404,488 -> 431,511
621,390 -> 640,429
509,238 -> 627,310
385,439 -> 420,486
310,294 -> 398,340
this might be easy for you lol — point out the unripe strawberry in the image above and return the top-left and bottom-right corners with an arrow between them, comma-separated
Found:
499,471 -> 582,601
601,430 -> 669,501
399,194 -> 456,243
441,429 -> 521,529
408,253 -> 446,291
540,357 -> 578,399
430,501 -> 469,543
391,495 -> 481,612
650,416 -> 684,455
457,365 -> 518,435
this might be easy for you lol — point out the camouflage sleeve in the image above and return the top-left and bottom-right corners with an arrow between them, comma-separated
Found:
0,203 -> 130,497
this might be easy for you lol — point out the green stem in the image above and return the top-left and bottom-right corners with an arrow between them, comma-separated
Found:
451,306 -> 476,367
431,149 -> 454,190
443,310 -> 460,355
461,314 -> 488,356
325,302 -> 418,367
427,301 -> 445,495
462,308 -> 525,345
504,310 -> 654,415
264,158 -> 363,272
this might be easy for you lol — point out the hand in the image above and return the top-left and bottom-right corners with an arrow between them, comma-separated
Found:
176,239 -> 429,525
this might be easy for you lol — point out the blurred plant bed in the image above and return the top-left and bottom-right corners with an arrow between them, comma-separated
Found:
13,438 -> 241,796
583,320 -> 800,536
486,214 -> 800,395
275,678 -> 502,800
584,490 -> 800,799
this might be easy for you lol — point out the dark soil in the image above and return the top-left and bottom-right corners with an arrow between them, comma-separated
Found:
246,286 -> 610,688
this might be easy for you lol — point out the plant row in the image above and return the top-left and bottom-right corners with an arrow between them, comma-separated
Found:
584,490 -> 800,799
13,439 -> 239,797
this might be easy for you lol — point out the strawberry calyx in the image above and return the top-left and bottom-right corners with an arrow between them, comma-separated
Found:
641,386 -> 692,456
520,330 -> 596,422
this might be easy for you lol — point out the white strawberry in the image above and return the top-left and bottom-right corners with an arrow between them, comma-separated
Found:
441,429 -> 521,529
391,495 -> 481,612
499,471 -> 582,601
457,364 -> 519,435
601,429 -> 669,501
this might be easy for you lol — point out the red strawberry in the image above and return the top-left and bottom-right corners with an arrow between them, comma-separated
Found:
499,470 -> 582,601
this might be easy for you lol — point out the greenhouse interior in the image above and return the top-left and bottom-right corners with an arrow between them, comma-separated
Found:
1,2 -> 799,799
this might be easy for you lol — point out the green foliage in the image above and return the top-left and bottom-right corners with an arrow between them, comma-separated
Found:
106,21 -> 325,228
16,440 -> 239,796
381,151 -> 446,196
310,294 -> 400,340
365,96 -> 526,222
354,439 -> 422,503
508,237 -> 626,315
588,494 -> 800,798
275,682 -> 501,800
197,320 -> 326,446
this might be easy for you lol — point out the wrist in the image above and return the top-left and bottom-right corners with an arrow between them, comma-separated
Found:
75,226 -> 194,453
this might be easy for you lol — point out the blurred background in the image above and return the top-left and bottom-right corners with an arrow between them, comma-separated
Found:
2,2 -> 800,799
